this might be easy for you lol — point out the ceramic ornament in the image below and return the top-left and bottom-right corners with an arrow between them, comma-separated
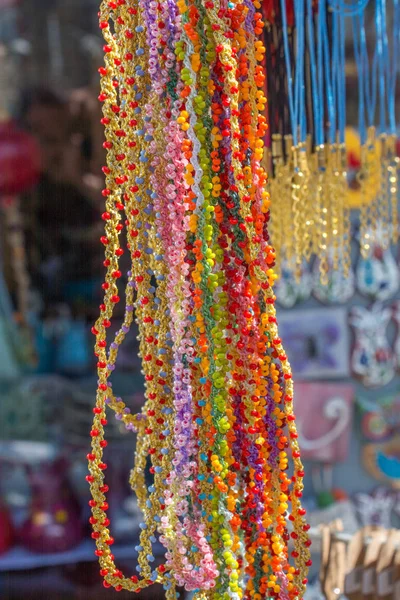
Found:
312,250 -> 355,305
275,257 -> 312,308
350,304 -> 395,388
357,393 -> 400,442
361,410 -> 391,442
20,456 -> 83,553
278,308 -> 350,379
294,383 -> 354,462
356,224 -> 399,301
297,396 -> 351,459
362,436 -> 400,490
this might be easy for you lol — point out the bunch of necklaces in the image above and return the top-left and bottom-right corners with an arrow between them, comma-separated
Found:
262,0 -> 400,284
88,1 -> 311,598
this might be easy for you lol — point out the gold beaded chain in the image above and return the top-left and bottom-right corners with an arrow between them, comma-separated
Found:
88,0 -> 175,591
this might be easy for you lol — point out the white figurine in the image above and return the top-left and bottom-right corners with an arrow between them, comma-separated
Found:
312,250 -> 355,305
275,257 -> 312,308
349,304 -> 395,388
356,224 -> 399,301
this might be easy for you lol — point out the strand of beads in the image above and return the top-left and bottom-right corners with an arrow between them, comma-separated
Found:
89,0 -> 175,592
89,1 -> 310,598
145,4 -> 217,587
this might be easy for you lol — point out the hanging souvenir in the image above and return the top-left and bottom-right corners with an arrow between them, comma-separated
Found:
360,410 -> 391,442
279,308 -> 350,379
362,437 -> 400,490
275,256 -> 312,308
294,382 -> 354,463
357,393 -> 400,443
357,394 -> 400,489
356,224 -> 399,301
262,0 -> 400,283
350,304 -> 395,388
312,250 -> 355,304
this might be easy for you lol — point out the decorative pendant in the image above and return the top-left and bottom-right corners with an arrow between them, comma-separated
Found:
350,304 -> 395,388
356,223 -> 399,301
312,251 -> 355,305
362,437 -> 400,489
275,257 -> 312,308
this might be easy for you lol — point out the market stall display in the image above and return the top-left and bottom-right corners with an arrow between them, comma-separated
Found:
0,0 -> 400,599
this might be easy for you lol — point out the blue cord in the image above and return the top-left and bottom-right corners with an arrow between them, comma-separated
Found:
281,0 -> 308,146
332,10 -> 338,131
359,12 -> 377,128
338,12 -> 346,143
294,0 -> 301,142
320,0 -> 336,143
331,10 -> 346,144
317,0 -> 324,143
352,14 -> 366,144
388,0 -> 399,134
376,0 -> 387,133
297,0 -> 307,143
280,0 -> 298,146
306,0 -> 322,145
282,0 -> 396,148
381,0 -> 391,133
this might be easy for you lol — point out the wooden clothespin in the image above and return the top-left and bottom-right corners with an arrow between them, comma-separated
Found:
320,520 -> 346,600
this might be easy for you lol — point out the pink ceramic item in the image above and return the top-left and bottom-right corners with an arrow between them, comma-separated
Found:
19,457 -> 83,553
294,382 -> 354,462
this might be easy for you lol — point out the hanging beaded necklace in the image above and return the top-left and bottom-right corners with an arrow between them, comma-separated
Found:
88,1 -> 311,598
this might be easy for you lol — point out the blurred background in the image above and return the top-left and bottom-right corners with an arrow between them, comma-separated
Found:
0,1 -> 399,599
